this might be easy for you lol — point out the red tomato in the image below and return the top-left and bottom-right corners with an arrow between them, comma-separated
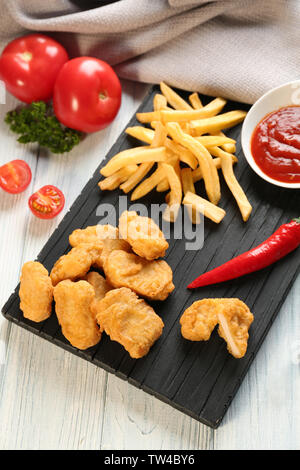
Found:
29,185 -> 65,219
0,159 -> 32,194
53,57 -> 122,133
0,34 -> 68,103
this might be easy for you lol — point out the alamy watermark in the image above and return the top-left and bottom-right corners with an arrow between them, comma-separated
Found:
95,196 -> 204,251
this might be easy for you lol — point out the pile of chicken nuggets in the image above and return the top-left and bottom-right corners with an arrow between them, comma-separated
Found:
19,210 -> 253,359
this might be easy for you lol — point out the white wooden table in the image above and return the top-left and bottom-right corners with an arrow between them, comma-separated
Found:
0,79 -> 299,450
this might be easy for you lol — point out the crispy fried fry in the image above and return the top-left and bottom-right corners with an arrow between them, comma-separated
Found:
196,135 -> 236,148
120,162 -> 154,193
166,122 -> 220,205
161,162 -> 182,222
131,165 -> 166,201
189,92 -> 203,109
95,288 -> 164,358
100,146 -> 168,177
211,147 -> 252,221
160,82 -> 193,110
99,164 -> 137,190
153,93 -> 168,111
183,191 -> 226,224
181,168 -> 200,224
192,155 -> 238,183
19,261 -> 53,322
190,110 -> 247,135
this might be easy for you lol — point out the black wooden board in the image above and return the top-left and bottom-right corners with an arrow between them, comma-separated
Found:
2,86 -> 300,428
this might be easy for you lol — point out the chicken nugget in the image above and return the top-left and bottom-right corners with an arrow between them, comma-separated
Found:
95,287 -> 164,358
50,243 -> 102,286
217,299 -> 254,359
119,211 -> 169,260
19,261 -> 53,322
99,237 -> 131,268
83,271 -> 113,316
180,298 -> 253,358
69,224 -> 118,248
54,280 -> 101,350
104,250 -> 174,301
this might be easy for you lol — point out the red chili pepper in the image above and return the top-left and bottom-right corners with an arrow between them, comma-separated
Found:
188,218 -> 300,289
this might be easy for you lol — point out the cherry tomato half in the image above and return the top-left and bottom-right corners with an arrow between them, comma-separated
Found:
53,57 -> 122,133
0,34 -> 68,103
28,185 -> 65,219
0,159 -> 32,194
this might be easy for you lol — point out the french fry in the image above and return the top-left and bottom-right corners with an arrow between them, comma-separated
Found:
192,155 -> 238,183
156,154 -> 180,192
160,82 -> 193,110
131,166 -> 166,201
181,168 -> 201,224
166,122 -> 221,205
120,162 -> 154,193
153,93 -> 168,111
156,178 -> 169,192
196,135 -> 236,148
188,95 -> 236,153
150,121 -> 167,148
161,162 -> 182,222
126,126 -> 154,144
99,165 -> 138,191
190,110 -> 247,135
183,191 -> 226,224
189,92 -> 203,109
101,146 -> 168,177
214,131 -> 236,154
210,147 -> 252,222
136,111 -> 161,124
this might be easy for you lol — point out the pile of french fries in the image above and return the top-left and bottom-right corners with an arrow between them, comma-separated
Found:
99,82 -> 252,224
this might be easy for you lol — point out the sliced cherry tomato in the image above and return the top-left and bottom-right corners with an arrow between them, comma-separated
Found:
53,57 -> 122,133
28,185 -> 65,219
0,34 -> 68,103
0,159 -> 32,194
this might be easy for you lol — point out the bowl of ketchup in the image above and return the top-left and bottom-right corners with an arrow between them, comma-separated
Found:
241,80 -> 300,189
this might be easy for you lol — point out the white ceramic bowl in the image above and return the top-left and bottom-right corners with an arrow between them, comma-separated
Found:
241,80 -> 300,189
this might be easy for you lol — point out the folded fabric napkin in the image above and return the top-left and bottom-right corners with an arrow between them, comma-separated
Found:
0,0 -> 299,103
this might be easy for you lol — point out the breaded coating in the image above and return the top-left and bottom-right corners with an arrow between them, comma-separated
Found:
50,243 -> 102,286
19,261 -> 53,322
104,250 -> 174,301
69,224 -> 118,248
95,287 -> 164,358
99,236 -> 131,268
119,211 -> 169,260
54,280 -> 101,350
83,271 -> 113,316
180,298 -> 253,358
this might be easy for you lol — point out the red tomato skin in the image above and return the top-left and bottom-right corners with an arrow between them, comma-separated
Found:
53,57 -> 122,133
28,185 -> 65,220
0,159 -> 32,194
0,34 -> 68,103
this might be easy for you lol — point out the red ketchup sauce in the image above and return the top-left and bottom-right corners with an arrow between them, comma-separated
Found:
251,106 -> 300,183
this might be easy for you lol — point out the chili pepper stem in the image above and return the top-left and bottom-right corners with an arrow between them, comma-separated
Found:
293,217 -> 300,223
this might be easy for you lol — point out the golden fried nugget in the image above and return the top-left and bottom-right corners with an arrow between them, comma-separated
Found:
95,288 -> 164,358
180,298 -> 253,358
217,299 -> 254,359
69,224 -> 118,247
99,237 -> 131,268
119,211 -> 169,260
50,244 -> 103,286
104,250 -> 174,301
83,271 -> 113,316
19,261 -> 53,322
54,280 -> 101,350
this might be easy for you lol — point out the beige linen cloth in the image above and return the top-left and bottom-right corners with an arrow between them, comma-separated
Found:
0,0 -> 299,103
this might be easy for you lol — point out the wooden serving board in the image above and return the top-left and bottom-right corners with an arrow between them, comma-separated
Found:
2,86 -> 300,428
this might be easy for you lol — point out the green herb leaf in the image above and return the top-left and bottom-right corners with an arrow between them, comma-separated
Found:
5,101 -> 82,154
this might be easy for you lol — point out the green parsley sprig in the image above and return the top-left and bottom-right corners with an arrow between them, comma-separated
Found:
5,101 -> 82,154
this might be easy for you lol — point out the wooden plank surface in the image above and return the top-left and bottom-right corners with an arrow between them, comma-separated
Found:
0,74 -> 299,448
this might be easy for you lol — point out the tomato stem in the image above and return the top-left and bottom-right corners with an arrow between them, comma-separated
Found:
99,91 -> 108,100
